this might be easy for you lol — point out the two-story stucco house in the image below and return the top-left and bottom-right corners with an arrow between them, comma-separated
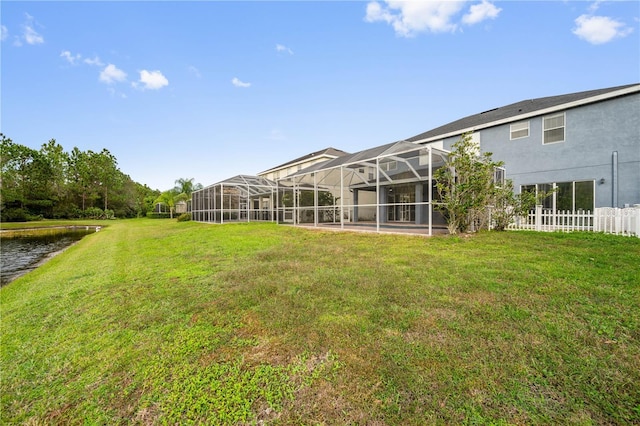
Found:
407,83 -> 640,211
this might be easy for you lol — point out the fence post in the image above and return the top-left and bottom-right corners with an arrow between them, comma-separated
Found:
487,206 -> 493,231
535,205 -> 542,231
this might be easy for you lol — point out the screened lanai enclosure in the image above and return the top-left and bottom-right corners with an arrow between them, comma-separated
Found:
191,175 -> 278,223
192,142 -> 451,235
277,141 -> 450,235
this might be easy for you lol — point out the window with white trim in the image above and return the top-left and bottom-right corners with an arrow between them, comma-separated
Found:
543,113 -> 565,144
493,167 -> 505,186
510,121 -> 529,140
521,180 -> 594,212
380,160 -> 397,172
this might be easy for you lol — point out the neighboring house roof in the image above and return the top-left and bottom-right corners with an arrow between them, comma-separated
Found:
407,83 -> 640,143
287,140 -> 424,177
202,175 -> 277,190
259,147 -> 350,175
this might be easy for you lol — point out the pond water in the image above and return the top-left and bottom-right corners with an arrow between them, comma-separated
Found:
0,227 -> 98,286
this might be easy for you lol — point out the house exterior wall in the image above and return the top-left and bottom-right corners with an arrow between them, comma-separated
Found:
438,92 -> 640,208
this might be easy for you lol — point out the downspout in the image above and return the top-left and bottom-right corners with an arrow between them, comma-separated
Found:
612,151 -> 618,207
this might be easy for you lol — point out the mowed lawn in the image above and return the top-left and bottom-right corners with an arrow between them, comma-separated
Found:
1,219 -> 638,425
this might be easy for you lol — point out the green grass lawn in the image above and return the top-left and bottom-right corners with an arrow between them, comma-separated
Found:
1,219 -> 639,425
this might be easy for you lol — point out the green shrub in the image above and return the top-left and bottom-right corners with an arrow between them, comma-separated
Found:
1,208 -> 28,222
176,213 -> 191,222
146,212 -> 172,219
84,207 -> 104,219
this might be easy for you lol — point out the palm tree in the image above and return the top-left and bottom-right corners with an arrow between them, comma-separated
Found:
174,178 -> 202,197
154,189 -> 188,219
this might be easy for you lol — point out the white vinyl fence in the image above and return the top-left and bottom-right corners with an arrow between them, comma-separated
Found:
506,205 -> 640,237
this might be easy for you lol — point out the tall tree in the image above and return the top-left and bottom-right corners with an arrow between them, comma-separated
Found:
134,182 -> 160,217
40,139 -> 69,217
1,135 -> 37,212
91,149 -> 119,211
68,147 -> 93,211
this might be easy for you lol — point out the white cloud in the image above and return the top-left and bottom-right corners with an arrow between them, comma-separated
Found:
365,1 -> 466,36
462,0 -> 501,25
84,56 -> 104,67
99,64 -> 127,84
588,0 -> 604,14
22,13 -> 44,45
365,1 -> 502,36
1,25 -> 8,42
573,14 -> 633,44
60,50 -> 81,65
136,70 -> 169,90
276,44 -> 294,55
231,77 -> 251,88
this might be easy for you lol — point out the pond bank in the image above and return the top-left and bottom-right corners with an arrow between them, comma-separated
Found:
0,225 -> 102,237
0,226 -> 101,286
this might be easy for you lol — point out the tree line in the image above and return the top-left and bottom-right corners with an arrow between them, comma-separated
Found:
1,134 -> 160,222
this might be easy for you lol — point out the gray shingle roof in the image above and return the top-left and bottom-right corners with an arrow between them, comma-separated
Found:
259,147 -> 349,174
407,83 -> 639,142
286,140 -> 424,177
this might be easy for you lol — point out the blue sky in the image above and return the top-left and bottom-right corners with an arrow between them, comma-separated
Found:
2,1 -> 638,191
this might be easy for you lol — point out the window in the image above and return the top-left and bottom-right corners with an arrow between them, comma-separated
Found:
574,181 -> 594,212
380,160 -> 397,172
538,183 -> 554,209
556,181 -> 572,211
493,167 -> 505,186
510,121 -> 529,140
543,113 -> 565,144
521,180 -> 594,212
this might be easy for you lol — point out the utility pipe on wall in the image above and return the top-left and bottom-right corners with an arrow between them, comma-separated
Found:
612,151 -> 618,207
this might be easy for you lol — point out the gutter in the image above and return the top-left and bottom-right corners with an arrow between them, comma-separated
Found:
412,85 -> 640,144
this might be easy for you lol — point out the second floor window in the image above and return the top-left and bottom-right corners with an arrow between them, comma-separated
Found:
543,113 -> 565,144
510,121 -> 529,140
